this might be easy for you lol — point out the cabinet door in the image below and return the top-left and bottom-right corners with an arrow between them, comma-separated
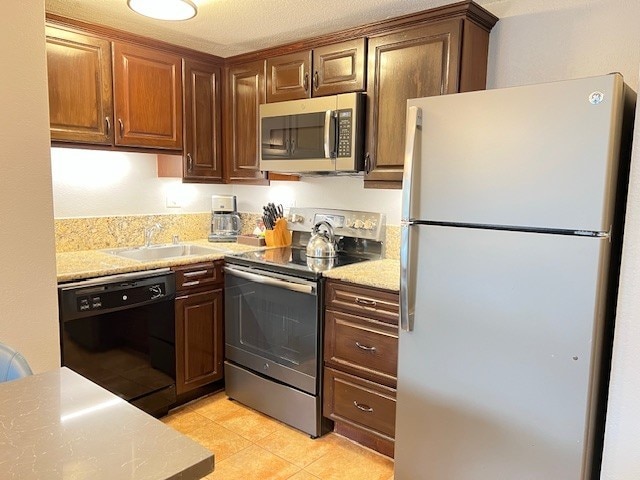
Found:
224,61 -> 269,184
312,38 -> 366,96
175,288 -> 224,395
46,26 -> 113,144
113,42 -> 183,149
266,51 -> 312,102
183,59 -> 223,182
365,20 -> 462,187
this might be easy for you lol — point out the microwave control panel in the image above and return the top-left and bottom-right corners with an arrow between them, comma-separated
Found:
336,109 -> 352,158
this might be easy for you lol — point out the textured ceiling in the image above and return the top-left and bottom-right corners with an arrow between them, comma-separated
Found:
45,0 -> 499,58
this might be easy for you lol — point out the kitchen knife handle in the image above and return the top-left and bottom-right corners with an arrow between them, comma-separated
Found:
400,106 -> 422,332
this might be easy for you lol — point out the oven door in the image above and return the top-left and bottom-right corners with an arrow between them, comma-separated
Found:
224,265 -> 320,395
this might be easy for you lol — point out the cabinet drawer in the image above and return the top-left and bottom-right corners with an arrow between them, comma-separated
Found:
173,261 -> 223,291
326,280 -> 399,324
325,309 -> 397,387
323,367 -> 396,438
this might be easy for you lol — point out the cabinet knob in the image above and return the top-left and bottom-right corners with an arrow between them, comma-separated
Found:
105,116 -> 111,135
364,153 -> 371,175
313,71 -> 319,90
187,153 -> 193,172
353,401 -> 374,413
303,72 -> 309,92
355,297 -> 377,308
118,118 -> 124,136
355,341 -> 377,352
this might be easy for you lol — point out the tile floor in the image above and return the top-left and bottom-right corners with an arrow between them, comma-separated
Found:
162,391 -> 395,480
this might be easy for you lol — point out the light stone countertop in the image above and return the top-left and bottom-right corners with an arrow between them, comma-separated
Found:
56,240 -> 261,283
57,240 -> 400,291
0,367 -> 213,480
322,258 -> 400,292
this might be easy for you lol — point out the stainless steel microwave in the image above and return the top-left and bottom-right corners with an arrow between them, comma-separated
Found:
259,92 -> 365,173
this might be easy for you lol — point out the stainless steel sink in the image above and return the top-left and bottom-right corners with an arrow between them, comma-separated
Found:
104,244 -> 229,262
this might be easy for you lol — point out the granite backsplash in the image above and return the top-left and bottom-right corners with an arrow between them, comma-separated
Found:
55,212 -> 400,259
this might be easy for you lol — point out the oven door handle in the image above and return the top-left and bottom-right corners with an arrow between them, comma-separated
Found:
224,266 -> 316,295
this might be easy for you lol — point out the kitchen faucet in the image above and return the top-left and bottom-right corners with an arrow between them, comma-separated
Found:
144,223 -> 162,247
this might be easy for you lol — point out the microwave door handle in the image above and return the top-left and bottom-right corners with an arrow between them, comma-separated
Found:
324,110 -> 332,158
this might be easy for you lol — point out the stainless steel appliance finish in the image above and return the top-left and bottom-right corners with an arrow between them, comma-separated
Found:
395,74 -> 636,479
259,93 -> 365,173
224,207 -> 386,437
306,221 -> 337,258
211,194 -> 237,213
58,269 -> 177,417
209,194 -> 242,242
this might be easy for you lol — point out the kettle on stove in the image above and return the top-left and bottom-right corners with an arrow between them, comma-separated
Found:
306,221 -> 337,258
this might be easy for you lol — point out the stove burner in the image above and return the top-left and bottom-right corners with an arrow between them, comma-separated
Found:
225,246 -> 369,279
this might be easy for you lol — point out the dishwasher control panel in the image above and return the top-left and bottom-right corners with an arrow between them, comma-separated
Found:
76,282 -> 167,313
58,270 -> 176,321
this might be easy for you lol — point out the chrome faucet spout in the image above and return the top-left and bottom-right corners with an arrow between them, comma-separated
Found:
144,223 -> 162,248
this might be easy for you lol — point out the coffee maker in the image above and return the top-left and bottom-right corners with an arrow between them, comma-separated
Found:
208,195 -> 242,242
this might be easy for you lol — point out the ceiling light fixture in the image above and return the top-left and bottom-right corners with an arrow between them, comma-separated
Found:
127,0 -> 198,21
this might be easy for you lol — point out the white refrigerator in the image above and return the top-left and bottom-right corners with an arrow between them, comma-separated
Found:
395,74 -> 636,479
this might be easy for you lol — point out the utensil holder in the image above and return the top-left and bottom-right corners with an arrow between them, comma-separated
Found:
265,218 -> 292,247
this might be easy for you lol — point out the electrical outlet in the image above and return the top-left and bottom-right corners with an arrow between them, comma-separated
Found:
166,194 -> 181,208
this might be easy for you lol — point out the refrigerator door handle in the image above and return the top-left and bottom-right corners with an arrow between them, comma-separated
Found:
400,105 -> 422,332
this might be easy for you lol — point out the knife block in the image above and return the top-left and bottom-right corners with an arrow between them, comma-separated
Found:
265,218 -> 292,247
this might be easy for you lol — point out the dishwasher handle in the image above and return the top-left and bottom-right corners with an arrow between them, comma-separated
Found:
224,266 -> 316,295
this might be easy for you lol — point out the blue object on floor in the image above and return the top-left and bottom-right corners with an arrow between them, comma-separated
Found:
0,342 -> 33,382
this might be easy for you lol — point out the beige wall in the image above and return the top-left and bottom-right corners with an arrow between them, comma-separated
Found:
601,80 -> 640,479
0,0 -> 60,371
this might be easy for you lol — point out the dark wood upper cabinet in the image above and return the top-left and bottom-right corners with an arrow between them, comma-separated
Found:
113,42 -> 183,150
183,59 -> 223,182
46,26 -> 114,145
266,51 -> 311,102
313,38 -> 367,97
223,60 -> 269,184
266,38 -> 366,102
364,18 -> 491,188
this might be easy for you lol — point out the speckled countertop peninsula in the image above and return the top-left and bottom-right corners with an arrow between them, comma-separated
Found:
322,258 -> 400,292
56,240 -> 259,283
0,367 -> 213,480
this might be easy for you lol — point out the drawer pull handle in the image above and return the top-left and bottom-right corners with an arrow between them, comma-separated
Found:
355,342 -> 376,352
183,270 -> 209,277
353,401 -> 374,413
355,297 -> 377,307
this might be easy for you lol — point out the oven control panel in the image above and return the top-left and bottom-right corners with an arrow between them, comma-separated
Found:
287,207 -> 385,241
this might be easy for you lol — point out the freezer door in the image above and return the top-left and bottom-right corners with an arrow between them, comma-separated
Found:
394,225 -> 610,480
407,74 -> 627,232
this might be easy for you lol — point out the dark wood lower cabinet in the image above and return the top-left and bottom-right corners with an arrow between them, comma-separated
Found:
173,261 -> 224,395
323,279 -> 399,457
324,367 -> 396,457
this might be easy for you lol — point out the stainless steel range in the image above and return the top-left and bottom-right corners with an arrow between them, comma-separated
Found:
223,207 -> 386,437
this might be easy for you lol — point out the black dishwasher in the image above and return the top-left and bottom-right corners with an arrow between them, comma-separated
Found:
58,268 -> 177,417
